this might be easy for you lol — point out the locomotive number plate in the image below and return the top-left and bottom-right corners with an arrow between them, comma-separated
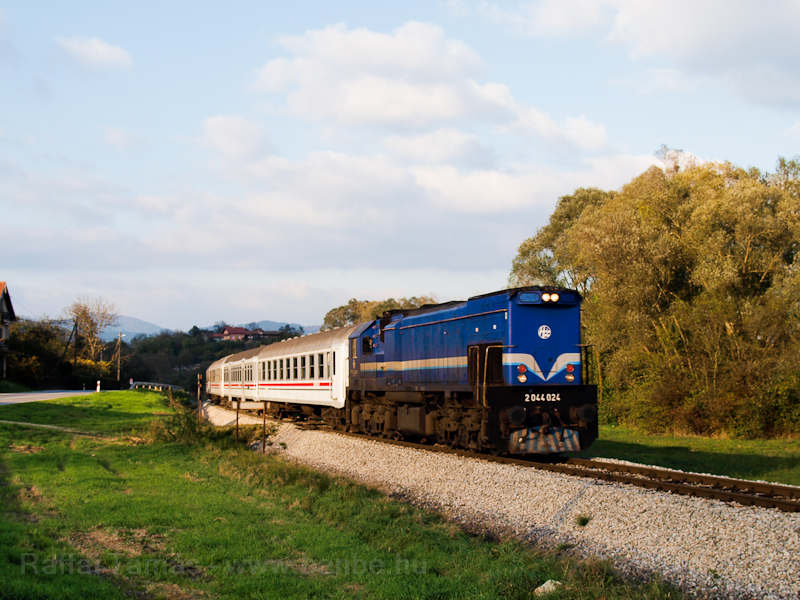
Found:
524,393 -> 561,402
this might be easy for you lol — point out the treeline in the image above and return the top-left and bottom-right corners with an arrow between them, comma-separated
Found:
6,318 -> 302,393
320,296 -> 436,330
510,152 -> 800,437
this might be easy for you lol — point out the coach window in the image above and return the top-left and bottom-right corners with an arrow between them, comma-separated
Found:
273,360 -> 277,381
293,357 -> 298,379
317,353 -> 324,378
279,359 -> 284,380
326,352 -> 330,378
308,354 -> 315,379
301,355 -> 306,379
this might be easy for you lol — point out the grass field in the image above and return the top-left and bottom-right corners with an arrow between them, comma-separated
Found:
0,391 -> 681,599
577,425 -> 800,486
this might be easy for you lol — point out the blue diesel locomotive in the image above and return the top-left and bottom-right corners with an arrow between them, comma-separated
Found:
206,286 -> 598,454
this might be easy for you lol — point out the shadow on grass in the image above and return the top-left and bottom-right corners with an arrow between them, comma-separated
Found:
0,447 -> 40,589
574,438 -> 800,484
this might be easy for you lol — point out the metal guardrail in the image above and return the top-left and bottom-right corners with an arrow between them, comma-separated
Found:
129,381 -> 185,392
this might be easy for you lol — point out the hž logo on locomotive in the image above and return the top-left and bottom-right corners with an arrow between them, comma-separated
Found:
206,287 -> 598,455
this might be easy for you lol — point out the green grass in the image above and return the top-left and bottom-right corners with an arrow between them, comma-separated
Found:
0,392 -> 681,599
0,390 -> 173,436
575,425 -> 800,486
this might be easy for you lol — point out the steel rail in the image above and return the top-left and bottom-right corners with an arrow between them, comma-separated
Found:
209,401 -> 800,514
296,425 -> 800,513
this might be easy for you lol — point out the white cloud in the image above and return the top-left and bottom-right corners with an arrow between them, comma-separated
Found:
618,68 -> 706,95
469,1 -> 800,107
725,64 -> 800,106
783,120 -> 800,139
253,22 -> 491,128
476,0 -> 613,36
605,1 -> 800,106
199,116 -> 271,158
252,21 -> 607,149
258,21 -> 483,88
55,35 -> 133,71
506,107 -> 608,151
605,1 -> 799,65
410,152 -> 657,213
103,127 -> 144,150
382,129 -> 491,165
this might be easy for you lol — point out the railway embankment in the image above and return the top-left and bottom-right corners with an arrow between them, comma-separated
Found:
2,391 -> 681,599
203,404 -> 800,599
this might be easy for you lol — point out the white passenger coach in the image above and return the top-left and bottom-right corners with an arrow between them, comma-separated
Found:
205,324 -> 359,411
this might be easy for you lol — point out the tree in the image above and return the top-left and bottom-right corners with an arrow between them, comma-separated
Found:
278,324 -> 304,339
6,318 -> 70,389
321,296 -> 437,330
65,296 -> 119,363
509,155 -> 800,437
509,187 -> 614,292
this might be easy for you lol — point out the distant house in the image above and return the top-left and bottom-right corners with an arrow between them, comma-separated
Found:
211,327 -> 282,342
0,282 -> 17,379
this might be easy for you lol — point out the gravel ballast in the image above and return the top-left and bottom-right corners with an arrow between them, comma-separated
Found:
204,404 -> 800,599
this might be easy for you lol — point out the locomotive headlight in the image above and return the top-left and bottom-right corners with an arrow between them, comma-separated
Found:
517,373 -> 528,383
565,374 -> 575,382
550,293 -> 560,302
542,293 -> 551,302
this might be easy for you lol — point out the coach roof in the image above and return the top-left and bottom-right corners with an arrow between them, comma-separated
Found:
256,323 -> 362,360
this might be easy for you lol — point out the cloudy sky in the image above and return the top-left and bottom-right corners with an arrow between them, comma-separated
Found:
3,1 -> 799,330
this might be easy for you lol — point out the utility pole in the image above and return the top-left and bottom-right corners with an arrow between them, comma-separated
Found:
116,332 -> 126,382
197,373 -> 203,426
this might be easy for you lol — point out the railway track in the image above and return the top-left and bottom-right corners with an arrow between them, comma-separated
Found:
209,402 -> 800,513
296,424 -> 800,513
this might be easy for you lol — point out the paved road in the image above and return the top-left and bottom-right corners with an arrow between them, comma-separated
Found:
0,390 -> 95,406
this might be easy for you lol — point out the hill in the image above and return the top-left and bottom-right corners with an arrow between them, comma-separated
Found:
99,317 -> 321,341
99,316 -> 166,341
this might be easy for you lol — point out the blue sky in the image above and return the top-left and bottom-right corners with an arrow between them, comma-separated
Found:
3,0 -> 799,329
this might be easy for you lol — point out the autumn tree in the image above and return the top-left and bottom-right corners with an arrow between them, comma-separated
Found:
65,296 -> 119,363
510,155 -> 800,437
321,296 -> 437,330
509,187 -> 614,293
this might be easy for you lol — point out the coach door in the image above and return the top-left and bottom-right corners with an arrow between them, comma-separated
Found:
329,350 -> 343,406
